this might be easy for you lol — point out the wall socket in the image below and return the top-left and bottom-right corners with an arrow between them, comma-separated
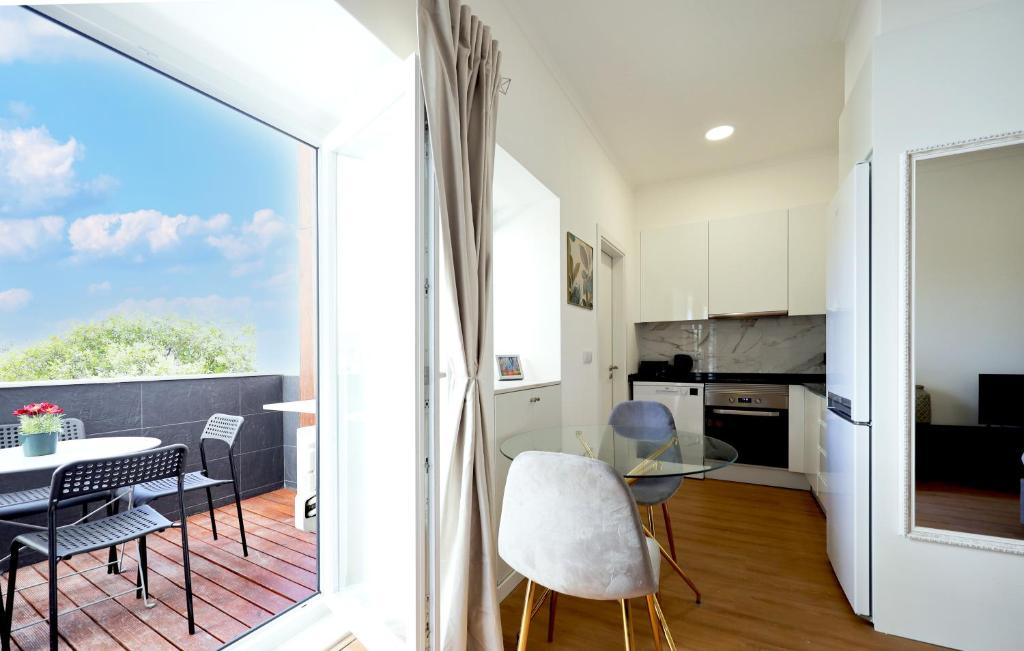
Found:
582,351 -> 593,364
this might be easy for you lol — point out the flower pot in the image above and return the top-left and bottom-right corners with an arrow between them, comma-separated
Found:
20,431 -> 58,457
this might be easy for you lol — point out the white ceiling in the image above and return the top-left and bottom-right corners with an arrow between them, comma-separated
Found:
503,0 -> 854,186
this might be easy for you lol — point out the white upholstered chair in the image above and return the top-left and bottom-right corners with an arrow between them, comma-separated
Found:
498,451 -> 677,650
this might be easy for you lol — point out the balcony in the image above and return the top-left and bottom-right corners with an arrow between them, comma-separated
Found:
0,374 -> 317,650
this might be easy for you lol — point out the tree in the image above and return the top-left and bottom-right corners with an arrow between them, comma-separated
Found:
0,316 -> 256,381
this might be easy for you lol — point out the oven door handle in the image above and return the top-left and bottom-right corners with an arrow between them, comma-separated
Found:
711,408 -> 781,417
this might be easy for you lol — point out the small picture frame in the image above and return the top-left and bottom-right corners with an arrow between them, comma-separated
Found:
496,354 -> 524,381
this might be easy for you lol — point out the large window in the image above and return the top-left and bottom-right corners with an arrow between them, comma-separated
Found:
0,6 -> 312,381
0,6 -> 320,650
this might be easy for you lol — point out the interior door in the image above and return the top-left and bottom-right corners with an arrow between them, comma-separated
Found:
599,251 -> 616,418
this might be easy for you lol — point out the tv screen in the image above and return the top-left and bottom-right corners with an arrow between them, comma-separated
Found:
978,374 -> 1024,427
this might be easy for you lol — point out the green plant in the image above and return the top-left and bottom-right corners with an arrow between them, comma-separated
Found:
14,402 -> 65,435
0,316 -> 256,382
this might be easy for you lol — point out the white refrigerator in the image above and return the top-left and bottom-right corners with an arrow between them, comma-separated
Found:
824,161 -> 872,618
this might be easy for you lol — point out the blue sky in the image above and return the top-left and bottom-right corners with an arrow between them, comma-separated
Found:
0,7 -> 310,374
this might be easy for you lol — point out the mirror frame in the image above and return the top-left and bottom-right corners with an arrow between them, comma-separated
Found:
900,128 -> 1024,554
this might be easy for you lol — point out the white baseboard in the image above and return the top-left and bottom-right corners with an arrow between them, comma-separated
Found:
497,569 -> 524,602
708,464 -> 810,490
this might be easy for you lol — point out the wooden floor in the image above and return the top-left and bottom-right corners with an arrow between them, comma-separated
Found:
6,489 -> 316,651
501,479 -> 945,650
916,481 -> 1024,540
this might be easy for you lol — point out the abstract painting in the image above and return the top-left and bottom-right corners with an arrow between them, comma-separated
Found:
566,232 -> 594,310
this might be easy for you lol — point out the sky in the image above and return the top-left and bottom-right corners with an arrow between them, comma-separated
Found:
0,6 -> 311,374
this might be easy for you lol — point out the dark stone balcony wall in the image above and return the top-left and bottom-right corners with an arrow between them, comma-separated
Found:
0,374 -> 284,569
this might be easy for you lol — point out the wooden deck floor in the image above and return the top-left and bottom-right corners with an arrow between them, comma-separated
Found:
500,479 -> 945,650
6,489 -> 316,651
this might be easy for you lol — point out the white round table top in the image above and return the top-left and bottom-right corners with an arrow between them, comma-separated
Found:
0,436 -> 162,476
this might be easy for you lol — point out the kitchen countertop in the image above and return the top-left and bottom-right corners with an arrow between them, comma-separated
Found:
802,383 -> 826,398
629,371 -> 825,386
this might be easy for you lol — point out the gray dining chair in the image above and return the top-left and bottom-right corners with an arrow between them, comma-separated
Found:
129,413 -> 248,556
499,450 -> 676,651
609,401 -> 684,560
1,445 -> 196,651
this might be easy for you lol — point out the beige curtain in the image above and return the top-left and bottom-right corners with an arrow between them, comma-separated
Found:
418,0 -> 503,649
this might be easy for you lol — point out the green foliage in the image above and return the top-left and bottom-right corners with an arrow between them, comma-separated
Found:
19,413 -> 64,435
0,316 -> 256,382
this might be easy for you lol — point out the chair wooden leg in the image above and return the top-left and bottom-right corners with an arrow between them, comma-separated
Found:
652,593 -> 677,651
517,580 -> 536,651
645,595 -> 663,651
661,503 -> 677,561
546,591 -> 558,642
619,599 -> 635,651
644,525 -> 701,604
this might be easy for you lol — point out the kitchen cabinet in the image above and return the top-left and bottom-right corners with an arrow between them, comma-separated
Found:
493,382 -> 561,595
788,203 -> 827,315
640,221 -> 709,322
800,388 -> 827,508
708,210 -> 788,316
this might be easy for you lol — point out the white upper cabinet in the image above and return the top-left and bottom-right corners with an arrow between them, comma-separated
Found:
788,203 -> 827,315
708,210 -> 788,316
640,221 -> 709,322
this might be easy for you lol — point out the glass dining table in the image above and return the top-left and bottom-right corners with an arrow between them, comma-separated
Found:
500,425 -> 739,605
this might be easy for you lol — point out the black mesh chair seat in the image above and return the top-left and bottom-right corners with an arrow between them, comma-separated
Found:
13,505 -> 172,559
0,487 -> 101,520
132,472 -> 232,505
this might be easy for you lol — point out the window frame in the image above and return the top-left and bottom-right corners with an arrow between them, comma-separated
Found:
24,4 -> 435,649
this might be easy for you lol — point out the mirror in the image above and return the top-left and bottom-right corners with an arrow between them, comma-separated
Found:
905,132 -> 1024,551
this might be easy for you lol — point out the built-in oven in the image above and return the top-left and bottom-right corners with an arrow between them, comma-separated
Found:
704,384 -> 789,468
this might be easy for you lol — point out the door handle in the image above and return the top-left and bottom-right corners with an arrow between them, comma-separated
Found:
711,409 -> 780,417
609,365 -> 619,371
655,389 -> 680,394
529,396 -> 541,403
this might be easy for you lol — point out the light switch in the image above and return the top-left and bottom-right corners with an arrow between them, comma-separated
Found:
582,351 -> 593,364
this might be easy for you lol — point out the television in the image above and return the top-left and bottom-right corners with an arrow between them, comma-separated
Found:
978,374 -> 1024,427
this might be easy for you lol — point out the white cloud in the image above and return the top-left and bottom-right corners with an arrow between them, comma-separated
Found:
0,215 -> 65,257
207,209 -> 289,260
0,9 -> 97,64
68,210 -> 230,256
88,281 -> 111,294
0,288 -> 31,312
0,126 -> 81,212
6,100 -> 32,121
108,295 -> 254,322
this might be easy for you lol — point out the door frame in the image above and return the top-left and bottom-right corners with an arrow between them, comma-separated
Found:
598,233 -> 627,414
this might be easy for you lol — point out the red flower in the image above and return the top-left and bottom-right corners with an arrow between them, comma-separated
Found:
12,402 -> 65,417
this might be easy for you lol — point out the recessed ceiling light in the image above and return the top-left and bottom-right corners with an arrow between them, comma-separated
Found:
705,125 -> 735,141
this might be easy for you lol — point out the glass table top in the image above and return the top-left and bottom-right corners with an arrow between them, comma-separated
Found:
499,425 -> 739,479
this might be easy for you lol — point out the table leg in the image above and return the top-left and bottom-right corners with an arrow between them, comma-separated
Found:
643,524 -> 700,604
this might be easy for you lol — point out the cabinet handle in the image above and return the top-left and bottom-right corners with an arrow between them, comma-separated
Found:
529,397 -> 541,403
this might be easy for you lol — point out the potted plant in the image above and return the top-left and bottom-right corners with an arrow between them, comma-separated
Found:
13,402 -> 65,457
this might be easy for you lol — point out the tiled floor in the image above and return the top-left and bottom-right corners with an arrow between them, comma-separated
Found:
5,489 -> 315,651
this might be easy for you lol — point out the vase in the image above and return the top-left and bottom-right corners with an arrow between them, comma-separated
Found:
915,385 -> 932,424
20,431 -> 58,457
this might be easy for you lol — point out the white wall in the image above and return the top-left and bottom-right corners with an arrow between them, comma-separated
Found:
493,147 -> 561,390
914,145 -> 1024,426
470,0 -> 638,425
635,151 -> 838,229
870,2 -> 1024,648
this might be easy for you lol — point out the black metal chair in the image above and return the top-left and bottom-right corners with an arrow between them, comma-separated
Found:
0,418 -> 113,551
1,444 -> 195,651
130,414 -> 248,556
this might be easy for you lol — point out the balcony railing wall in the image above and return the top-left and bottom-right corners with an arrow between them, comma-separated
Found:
0,374 -> 287,569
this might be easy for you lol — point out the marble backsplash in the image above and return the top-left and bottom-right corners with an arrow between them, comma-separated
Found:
636,315 -> 825,374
